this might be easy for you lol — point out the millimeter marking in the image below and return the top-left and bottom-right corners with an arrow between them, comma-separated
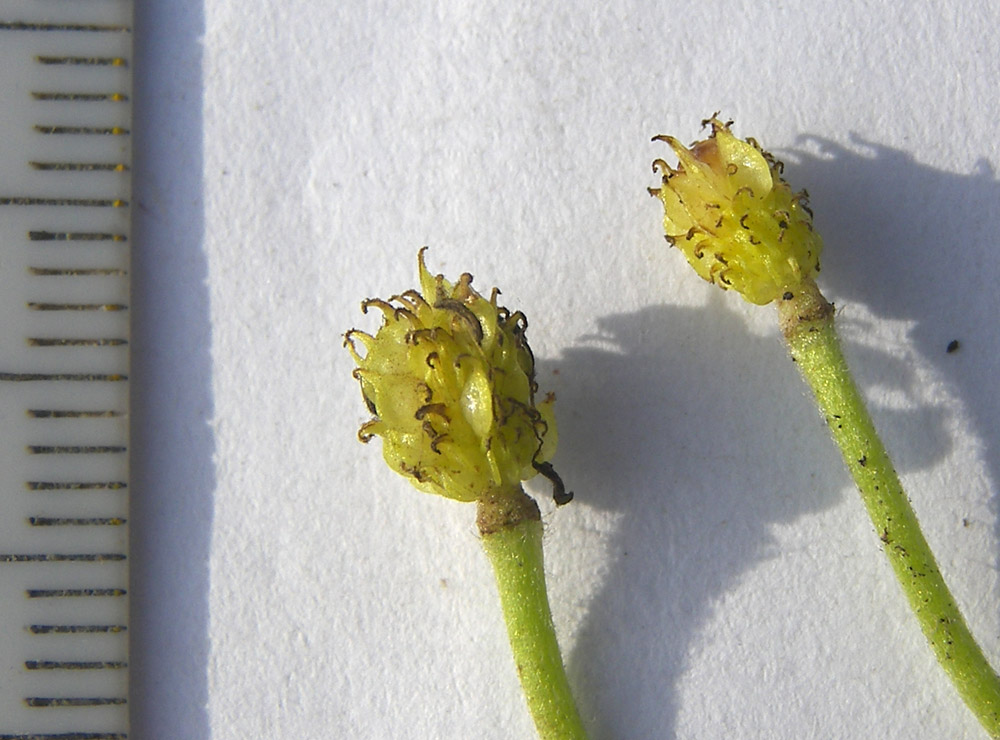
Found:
0,3 -> 132,738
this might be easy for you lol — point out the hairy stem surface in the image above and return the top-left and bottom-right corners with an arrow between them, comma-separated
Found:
478,491 -> 588,740
779,279 -> 1000,737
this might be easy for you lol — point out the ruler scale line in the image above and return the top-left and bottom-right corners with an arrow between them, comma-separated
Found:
28,231 -> 127,241
36,56 -> 129,67
0,197 -> 128,208
25,662 -> 127,671
27,303 -> 128,312
25,698 -> 127,708
30,163 -> 130,172
31,93 -> 129,103
29,626 -> 126,635
27,447 -> 127,455
26,590 -> 127,599
27,482 -> 127,490
0,554 -> 126,562
27,339 -> 129,347
27,410 -> 123,418
28,518 -> 126,527
32,126 -> 130,136
1,374 -> 127,382
28,270 -> 128,277
0,21 -> 131,33
0,734 -> 126,740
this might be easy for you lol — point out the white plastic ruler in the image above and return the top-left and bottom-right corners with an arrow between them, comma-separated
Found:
0,3 -> 132,739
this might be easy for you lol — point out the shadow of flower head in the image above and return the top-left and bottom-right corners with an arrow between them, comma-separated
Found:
787,131 -> 1000,553
536,289 -> 949,737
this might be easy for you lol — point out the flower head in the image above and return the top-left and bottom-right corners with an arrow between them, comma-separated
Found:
650,116 -> 823,305
346,249 -> 567,504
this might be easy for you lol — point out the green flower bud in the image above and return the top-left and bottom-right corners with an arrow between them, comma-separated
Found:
650,116 -> 823,305
346,249 -> 567,504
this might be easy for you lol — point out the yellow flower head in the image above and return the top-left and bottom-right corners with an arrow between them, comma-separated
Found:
346,249 -> 567,504
650,116 -> 823,305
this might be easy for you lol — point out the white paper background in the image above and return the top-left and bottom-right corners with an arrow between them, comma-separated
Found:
130,1 -> 1000,738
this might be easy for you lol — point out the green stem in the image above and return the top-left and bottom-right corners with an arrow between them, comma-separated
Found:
477,489 -> 588,740
779,279 -> 1000,737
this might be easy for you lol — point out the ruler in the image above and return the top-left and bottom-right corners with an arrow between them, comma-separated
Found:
0,3 -> 132,739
